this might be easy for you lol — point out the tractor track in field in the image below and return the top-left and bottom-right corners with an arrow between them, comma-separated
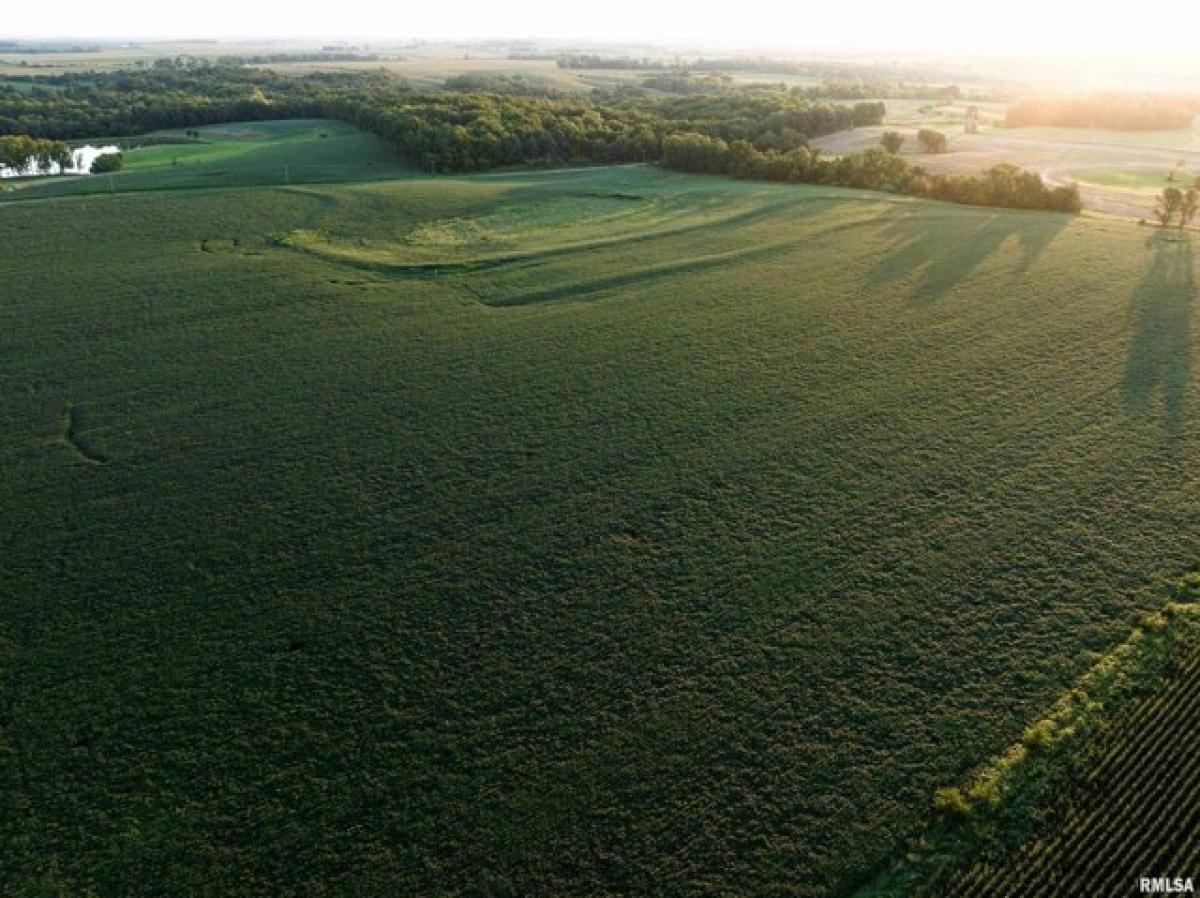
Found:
63,405 -> 108,464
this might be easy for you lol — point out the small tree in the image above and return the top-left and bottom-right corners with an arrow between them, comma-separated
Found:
1180,183 -> 1200,231
91,153 -> 124,174
933,787 -> 972,820
880,131 -> 905,154
917,128 -> 948,154
1156,185 -> 1184,228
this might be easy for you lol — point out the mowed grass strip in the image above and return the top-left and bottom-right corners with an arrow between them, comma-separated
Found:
3,162 -> 1200,897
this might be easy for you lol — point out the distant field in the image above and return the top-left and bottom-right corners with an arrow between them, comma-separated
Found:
5,125 -> 1200,896
256,55 -> 596,91
0,53 -> 144,76
1,119 -> 414,199
1068,166 -> 1194,193
813,111 -> 1200,218
722,70 -> 823,88
0,41 -> 405,76
1005,124 -> 1200,151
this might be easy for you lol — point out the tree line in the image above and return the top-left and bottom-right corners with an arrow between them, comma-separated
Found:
215,52 -> 382,66
635,73 -> 959,103
0,134 -> 70,174
796,82 -> 961,102
0,64 -> 336,139
661,132 -> 1081,213
557,55 -> 675,70
0,64 -> 883,172
326,91 -> 881,172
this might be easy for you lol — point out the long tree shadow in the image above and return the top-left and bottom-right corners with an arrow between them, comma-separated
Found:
866,208 -> 1068,304
1124,234 -> 1195,437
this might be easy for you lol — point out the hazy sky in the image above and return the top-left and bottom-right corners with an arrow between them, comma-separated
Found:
11,0 -> 1200,63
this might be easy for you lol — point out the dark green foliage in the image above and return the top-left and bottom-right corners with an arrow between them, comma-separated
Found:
330,89 -> 877,172
441,73 -> 562,96
0,64 -> 876,174
89,151 -> 122,173
934,788 -> 974,820
0,133 -> 69,172
0,63 -> 337,139
641,72 -> 734,94
852,101 -> 887,127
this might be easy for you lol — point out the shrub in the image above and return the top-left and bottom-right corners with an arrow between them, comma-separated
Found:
1022,719 -> 1057,752
934,787 -> 973,820
90,152 -> 123,174
918,128 -> 948,154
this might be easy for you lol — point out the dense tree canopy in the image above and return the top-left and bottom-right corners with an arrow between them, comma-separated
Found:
0,133 -> 70,174
0,64 -> 881,173
89,151 -> 123,174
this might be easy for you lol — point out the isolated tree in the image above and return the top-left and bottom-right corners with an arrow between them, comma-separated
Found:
1155,185 -> 1184,228
1180,183 -> 1200,231
90,152 -> 124,174
880,131 -> 905,154
917,128 -> 948,154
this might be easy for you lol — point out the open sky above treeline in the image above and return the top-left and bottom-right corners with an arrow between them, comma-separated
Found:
8,0 -> 1200,67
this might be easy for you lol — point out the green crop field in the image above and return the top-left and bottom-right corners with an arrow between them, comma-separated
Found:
2,119 -> 414,199
943,635 -> 1200,897
4,122 -> 1200,897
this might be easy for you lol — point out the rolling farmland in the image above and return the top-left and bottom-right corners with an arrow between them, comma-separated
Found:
812,104 -> 1200,218
4,126 -> 1200,896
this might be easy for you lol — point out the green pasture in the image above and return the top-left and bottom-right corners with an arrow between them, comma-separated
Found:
4,139 -> 1200,897
1069,166 -> 1196,194
1,119 -> 414,199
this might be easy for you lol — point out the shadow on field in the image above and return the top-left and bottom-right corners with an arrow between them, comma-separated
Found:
1124,235 -> 1195,436
867,209 -> 1067,304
